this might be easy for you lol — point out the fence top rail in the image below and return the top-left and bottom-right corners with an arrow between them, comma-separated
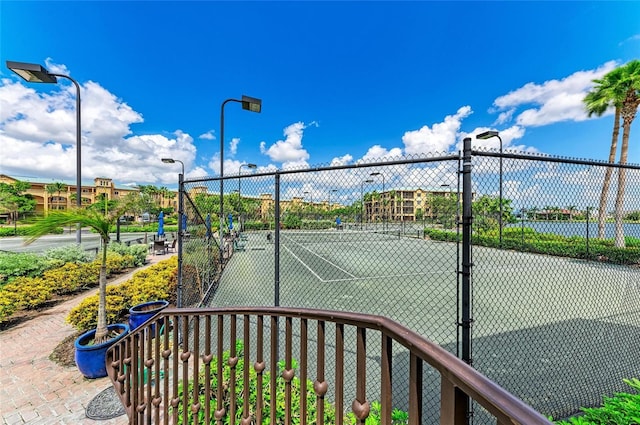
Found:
183,153 -> 461,184
158,306 -> 551,424
472,149 -> 640,170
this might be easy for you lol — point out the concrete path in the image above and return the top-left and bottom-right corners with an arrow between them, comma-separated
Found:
0,253 -> 174,424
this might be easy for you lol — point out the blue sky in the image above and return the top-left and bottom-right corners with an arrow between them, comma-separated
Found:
0,1 -> 639,190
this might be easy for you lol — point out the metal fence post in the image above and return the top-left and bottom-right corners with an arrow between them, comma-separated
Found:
274,172 -> 281,307
461,137 -> 473,423
177,173 -> 184,308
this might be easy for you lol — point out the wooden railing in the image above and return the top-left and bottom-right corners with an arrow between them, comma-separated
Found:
106,307 -> 552,425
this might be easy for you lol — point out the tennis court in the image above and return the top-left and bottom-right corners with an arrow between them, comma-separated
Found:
208,228 -> 640,420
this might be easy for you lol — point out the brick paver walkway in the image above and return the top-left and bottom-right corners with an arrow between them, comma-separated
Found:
0,254 -> 171,424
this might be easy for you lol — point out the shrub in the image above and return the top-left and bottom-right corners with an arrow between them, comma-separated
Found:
108,242 -> 148,267
42,244 -> 94,267
3,276 -> 53,310
66,256 -> 177,331
555,378 -> 640,425
0,252 -> 53,287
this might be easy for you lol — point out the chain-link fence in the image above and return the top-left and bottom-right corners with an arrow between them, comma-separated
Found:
178,141 -> 640,423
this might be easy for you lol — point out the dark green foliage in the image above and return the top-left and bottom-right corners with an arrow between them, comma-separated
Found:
0,252 -> 53,287
555,378 -> 640,425
423,228 -> 640,265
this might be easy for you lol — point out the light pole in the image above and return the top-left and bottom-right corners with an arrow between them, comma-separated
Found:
477,130 -> 503,248
370,172 -> 386,231
8,60 -> 83,243
220,95 -> 261,264
440,184 -> 451,229
238,163 -> 257,232
161,158 -> 185,307
328,189 -> 337,212
303,191 -> 313,220
361,179 -> 373,229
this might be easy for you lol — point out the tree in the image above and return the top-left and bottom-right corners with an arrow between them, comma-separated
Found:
25,201 -> 134,344
584,60 -> 640,247
0,181 -> 36,223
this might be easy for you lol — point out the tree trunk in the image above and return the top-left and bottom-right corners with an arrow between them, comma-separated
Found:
613,122 -> 632,248
94,238 -> 109,343
597,108 -> 621,239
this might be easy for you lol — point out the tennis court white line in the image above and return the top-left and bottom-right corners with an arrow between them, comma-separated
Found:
282,239 -> 357,278
282,244 -> 328,282
323,271 -> 437,283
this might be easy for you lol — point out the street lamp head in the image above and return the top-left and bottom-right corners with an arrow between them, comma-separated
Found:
241,95 -> 262,113
365,179 -> 373,184
246,163 -> 257,169
370,172 -> 381,177
161,158 -> 176,164
476,130 -> 500,140
6,60 -> 58,83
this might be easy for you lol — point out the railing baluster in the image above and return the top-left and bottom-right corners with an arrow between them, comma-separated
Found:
204,315 -> 212,424
162,315 -> 171,425
381,334 -> 392,425
229,314 -> 237,425
242,314 -> 251,424
153,320 -> 161,424
145,326 -> 152,423
181,315 -> 190,424
335,323 -> 344,425
270,315 -> 278,425
216,314 -> 225,425
300,318 -> 308,425
171,315 -> 179,424
352,327 -> 369,425
132,332 -> 139,425
192,316 -> 201,422
315,320 -> 326,425
440,377 -> 466,425
409,351 -> 423,425
285,316 -> 293,425
256,315 -> 265,425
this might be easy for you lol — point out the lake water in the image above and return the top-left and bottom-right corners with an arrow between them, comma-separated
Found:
507,221 -> 640,239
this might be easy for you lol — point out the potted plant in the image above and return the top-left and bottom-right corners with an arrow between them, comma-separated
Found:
128,299 -> 169,332
26,201 -> 134,378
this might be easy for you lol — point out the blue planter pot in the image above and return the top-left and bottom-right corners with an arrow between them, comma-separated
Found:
74,323 -> 129,379
128,300 -> 169,332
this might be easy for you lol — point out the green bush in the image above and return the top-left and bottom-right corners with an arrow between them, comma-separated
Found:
108,242 -> 148,267
0,226 -> 64,237
43,244 -> 94,267
175,340 -> 409,424
555,378 -> 640,425
0,251 -> 137,324
0,252 -> 53,287
424,228 -> 640,265
66,256 -> 177,331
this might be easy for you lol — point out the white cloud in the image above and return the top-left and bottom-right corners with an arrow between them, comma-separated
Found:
491,61 -> 618,127
260,121 -> 313,166
199,131 -> 215,140
402,106 -> 472,155
229,137 -> 240,156
0,65 -> 197,187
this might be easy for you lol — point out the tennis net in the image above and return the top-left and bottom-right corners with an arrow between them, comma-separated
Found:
280,229 -> 402,244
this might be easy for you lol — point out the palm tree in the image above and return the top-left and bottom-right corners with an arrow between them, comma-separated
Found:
584,60 -> 640,247
25,202 -> 132,343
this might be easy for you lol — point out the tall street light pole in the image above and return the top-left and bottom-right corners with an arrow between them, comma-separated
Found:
7,60 -> 83,244
161,158 -> 184,307
238,163 -> 257,232
220,96 -> 261,265
303,191 -> 313,220
361,179 -> 373,229
477,130 -> 503,248
370,172 -> 386,231
328,189 -> 337,212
